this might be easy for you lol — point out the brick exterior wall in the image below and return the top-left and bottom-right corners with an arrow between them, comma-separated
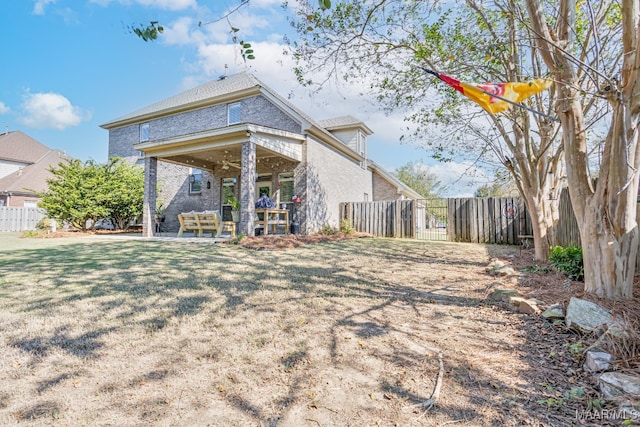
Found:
107,94 -> 304,232
372,171 -> 402,201
108,95 -> 302,160
244,96 -> 301,133
0,194 -> 40,207
107,91 -> 382,235
142,157 -> 157,237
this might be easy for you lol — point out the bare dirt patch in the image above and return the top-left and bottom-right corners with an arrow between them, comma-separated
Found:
0,235 -> 629,426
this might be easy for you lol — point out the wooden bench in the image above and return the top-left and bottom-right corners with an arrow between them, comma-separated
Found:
220,221 -> 236,239
177,212 -> 222,238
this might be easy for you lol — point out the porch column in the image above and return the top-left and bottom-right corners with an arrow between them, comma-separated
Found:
142,156 -> 158,237
240,139 -> 256,236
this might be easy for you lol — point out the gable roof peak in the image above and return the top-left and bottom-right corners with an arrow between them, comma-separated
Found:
100,71 -> 263,129
0,130 -> 51,164
318,115 -> 373,135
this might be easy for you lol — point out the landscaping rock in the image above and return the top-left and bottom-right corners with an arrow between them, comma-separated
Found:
486,260 -> 518,277
490,288 -> 519,302
494,266 -> 517,276
598,372 -> 640,398
607,322 -> 631,339
565,297 -> 613,332
502,296 -> 540,314
487,259 -> 505,269
541,303 -> 564,320
583,350 -> 614,372
518,299 -> 541,315
506,296 -> 528,307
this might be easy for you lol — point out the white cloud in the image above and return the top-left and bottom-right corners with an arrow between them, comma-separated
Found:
162,16 -> 201,45
0,102 -> 10,114
19,92 -> 89,130
33,0 -> 56,15
89,0 -> 196,10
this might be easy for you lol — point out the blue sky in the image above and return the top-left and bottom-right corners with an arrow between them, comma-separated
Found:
0,0 -> 491,196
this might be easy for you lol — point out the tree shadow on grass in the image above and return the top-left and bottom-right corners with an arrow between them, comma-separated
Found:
11,327 -> 114,358
0,237 -> 585,426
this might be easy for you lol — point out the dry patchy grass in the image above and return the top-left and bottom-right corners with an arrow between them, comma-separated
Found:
0,235 -> 600,426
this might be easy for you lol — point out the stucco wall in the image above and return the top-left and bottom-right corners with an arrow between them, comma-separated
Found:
304,137 -> 372,233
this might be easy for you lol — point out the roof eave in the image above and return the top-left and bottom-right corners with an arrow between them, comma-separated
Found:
306,126 -> 364,162
100,86 -> 262,129
369,161 -> 422,200
324,123 -> 374,136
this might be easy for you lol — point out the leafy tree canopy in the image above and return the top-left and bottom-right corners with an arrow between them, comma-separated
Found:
38,158 -> 144,231
394,162 -> 443,199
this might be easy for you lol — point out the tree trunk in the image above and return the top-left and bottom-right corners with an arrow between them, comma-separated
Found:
582,199 -> 638,299
527,0 -> 640,298
526,192 -> 560,261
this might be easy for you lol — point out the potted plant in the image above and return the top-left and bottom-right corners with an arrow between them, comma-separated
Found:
229,195 -> 241,222
155,202 -> 166,223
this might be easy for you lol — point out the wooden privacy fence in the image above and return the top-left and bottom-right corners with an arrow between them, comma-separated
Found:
0,207 -> 45,231
340,198 -> 532,243
554,189 -> 581,247
448,197 -> 532,245
339,200 -> 415,238
340,193 -> 640,252
341,197 -> 538,244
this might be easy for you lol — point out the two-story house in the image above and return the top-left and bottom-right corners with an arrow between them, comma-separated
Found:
101,72 -> 419,237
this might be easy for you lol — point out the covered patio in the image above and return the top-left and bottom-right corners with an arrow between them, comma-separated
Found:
135,124 -> 305,238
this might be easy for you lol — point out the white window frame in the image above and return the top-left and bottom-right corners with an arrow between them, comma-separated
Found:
140,123 -> 150,142
228,103 -> 241,125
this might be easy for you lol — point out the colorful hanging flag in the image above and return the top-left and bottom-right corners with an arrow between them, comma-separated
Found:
423,69 -> 552,114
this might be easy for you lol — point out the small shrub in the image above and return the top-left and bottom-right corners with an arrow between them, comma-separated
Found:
320,224 -> 338,235
36,217 -> 59,231
230,233 -> 246,245
21,230 -> 42,238
549,245 -> 584,281
340,219 -> 354,235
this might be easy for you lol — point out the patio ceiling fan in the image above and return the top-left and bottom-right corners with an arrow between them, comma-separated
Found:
220,159 -> 241,170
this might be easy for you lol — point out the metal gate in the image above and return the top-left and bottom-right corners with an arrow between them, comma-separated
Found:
415,198 -> 448,241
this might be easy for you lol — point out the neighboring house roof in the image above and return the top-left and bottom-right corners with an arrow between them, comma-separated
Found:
368,160 -> 423,200
317,115 -> 373,135
0,149 -> 69,196
0,130 -> 51,164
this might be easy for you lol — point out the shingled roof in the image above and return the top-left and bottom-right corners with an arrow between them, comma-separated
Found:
0,150 -> 69,196
102,72 -> 323,130
317,115 -> 373,135
0,131 -> 51,164
100,71 -> 378,165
